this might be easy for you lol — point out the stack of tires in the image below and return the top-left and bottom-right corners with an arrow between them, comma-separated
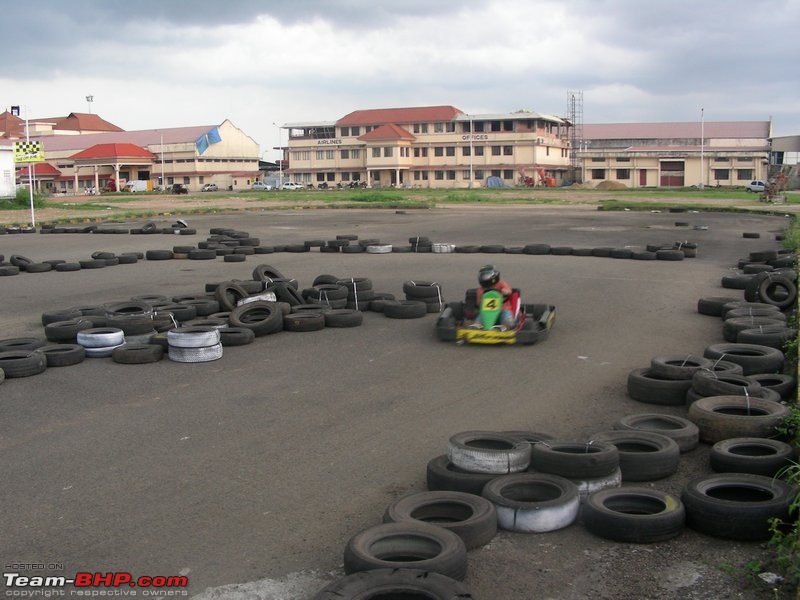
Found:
166,326 -> 223,363
0,337 -> 48,378
338,277 -> 374,311
403,280 -> 445,314
77,327 -> 125,358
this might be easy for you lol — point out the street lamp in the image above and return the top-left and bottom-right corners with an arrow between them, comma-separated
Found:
700,108 -> 705,189
86,95 -> 94,114
273,122 -> 283,187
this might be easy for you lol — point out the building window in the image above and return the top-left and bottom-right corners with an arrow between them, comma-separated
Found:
736,169 -> 754,181
616,157 -> 630,163
421,171 -> 428,180
325,150 -> 335,160
340,127 -> 349,137
352,172 -> 361,181
434,147 -> 444,157
491,121 -> 501,132
316,150 -> 325,160
591,157 -> 604,162
352,127 -> 360,136
474,146 -> 484,156
327,172 -> 335,181
383,147 -> 393,157
434,123 -> 444,133
503,145 -> 513,156
447,170 -> 456,180
445,122 -> 456,133
414,148 -> 428,158
342,172 -> 350,181
591,169 -> 606,180
413,123 -> 429,134
736,157 -> 752,163
183,177 -> 190,184
714,157 -> 728,163
446,147 -> 455,157
462,170 -> 471,179
401,147 -> 411,157
316,173 -> 325,182
491,146 -> 501,156
462,147 -> 471,156
474,122 -> 484,132
474,169 -> 484,180
503,121 -> 513,131
491,169 -> 501,178
414,172 -> 421,181
351,149 -> 360,159
167,177 -> 174,185
372,148 -> 380,158
503,170 -> 513,180
341,149 -> 349,159
434,170 -> 444,180
713,169 -> 730,180
616,169 -> 631,180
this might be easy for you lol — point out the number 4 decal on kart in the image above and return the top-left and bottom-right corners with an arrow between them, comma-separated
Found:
479,289 -> 503,329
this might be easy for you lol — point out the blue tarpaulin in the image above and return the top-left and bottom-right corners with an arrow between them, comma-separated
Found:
195,134 -> 209,155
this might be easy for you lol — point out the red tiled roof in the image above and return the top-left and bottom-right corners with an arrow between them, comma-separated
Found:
37,112 -> 124,133
16,163 -> 62,177
0,111 -> 25,139
583,121 -> 770,140
358,124 -> 415,142
70,143 -> 155,160
338,105 -> 463,126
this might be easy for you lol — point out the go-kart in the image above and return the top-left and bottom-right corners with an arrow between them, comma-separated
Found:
435,288 -> 555,345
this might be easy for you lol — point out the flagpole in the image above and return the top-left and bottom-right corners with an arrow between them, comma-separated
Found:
25,105 -> 35,227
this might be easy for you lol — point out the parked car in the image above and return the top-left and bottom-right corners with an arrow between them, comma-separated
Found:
281,182 -> 304,190
251,181 -> 273,191
171,183 -> 188,194
201,183 -> 218,192
745,180 -> 766,193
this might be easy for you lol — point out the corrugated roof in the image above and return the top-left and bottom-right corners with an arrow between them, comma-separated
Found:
338,105 -> 464,126
358,124 -> 415,141
583,121 -> 770,140
70,143 -> 155,160
32,125 -> 217,153
47,112 -> 124,133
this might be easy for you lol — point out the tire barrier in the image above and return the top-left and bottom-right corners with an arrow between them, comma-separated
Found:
583,487 -> 685,543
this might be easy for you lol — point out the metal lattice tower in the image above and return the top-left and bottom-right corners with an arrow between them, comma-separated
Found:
567,91 -> 584,171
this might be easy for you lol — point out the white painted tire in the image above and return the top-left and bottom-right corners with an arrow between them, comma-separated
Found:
84,343 -> 125,358
167,326 -> 221,348
366,244 -> 393,254
567,467 -> 622,501
168,343 -> 223,363
448,431 -> 531,474
77,328 -> 125,348
432,243 -> 455,253
482,473 -> 580,533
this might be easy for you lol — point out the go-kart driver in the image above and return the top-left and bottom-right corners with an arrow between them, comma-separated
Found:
474,264 -> 517,330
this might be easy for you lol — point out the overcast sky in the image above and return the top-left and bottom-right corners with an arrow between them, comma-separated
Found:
2,0 -> 796,159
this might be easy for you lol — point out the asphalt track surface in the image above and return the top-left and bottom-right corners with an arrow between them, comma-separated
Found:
0,206 -> 792,599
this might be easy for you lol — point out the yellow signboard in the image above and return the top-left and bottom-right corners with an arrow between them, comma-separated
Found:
13,140 -> 45,163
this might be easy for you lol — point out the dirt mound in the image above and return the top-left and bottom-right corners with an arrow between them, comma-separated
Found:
594,180 -> 629,190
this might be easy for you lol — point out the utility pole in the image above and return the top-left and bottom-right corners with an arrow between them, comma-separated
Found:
700,108 -> 705,189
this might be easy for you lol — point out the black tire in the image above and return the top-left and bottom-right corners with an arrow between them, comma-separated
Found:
35,344 -> 86,367
590,430 -> 680,482
691,370 -> 761,397
592,247 -> 613,258
737,325 -> 798,350
112,344 -> 164,364
723,316 -> 786,342
154,304 -> 197,323
626,368 -> 693,405
382,490 -> 497,550
756,274 -> 797,309
219,326 -> 256,346
721,272 -> 752,290
403,280 -> 444,299
481,472 -> 580,533
725,307 -> 785,321
266,281 -> 305,306
583,487 -> 685,543
682,473 -> 793,540
214,281 -> 250,312
78,259 -> 106,269
687,395 -> 790,443
448,431 -> 531,474
323,309 -> 363,328
0,337 -> 47,352
710,437 -> 796,477
188,249 -> 217,260
649,354 -> 714,380
55,263 -> 81,272
178,299 -> 220,317
224,253 -> 246,262
530,440 -> 619,478
697,296 -> 739,317
0,350 -> 47,377
747,373 -> 796,400
702,343 -> 784,376
613,413 -> 699,453
24,262 -> 53,273
283,312 -> 325,332
10,254 -> 33,268
385,300 -> 428,319
117,254 -> 138,264
229,301 -> 284,336
312,569 -> 475,600
44,318 -> 93,342
343,522 -> 468,581
104,300 -> 153,317
656,249 -> 684,261
145,249 -> 173,260
41,308 -> 83,326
